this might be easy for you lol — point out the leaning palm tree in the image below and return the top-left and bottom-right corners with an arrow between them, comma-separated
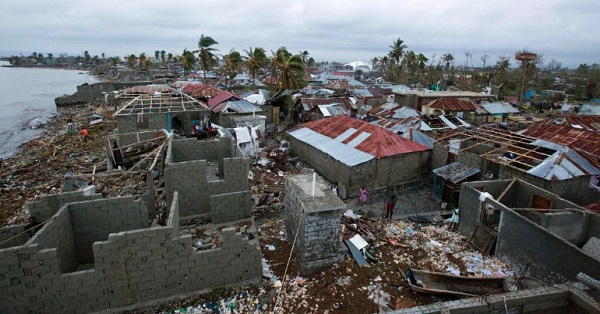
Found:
194,34 -> 219,83
269,47 -> 292,86
276,52 -> 306,91
223,49 -> 243,87
243,47 -> 267,84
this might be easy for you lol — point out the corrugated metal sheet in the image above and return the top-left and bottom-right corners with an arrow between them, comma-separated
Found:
212,100 -> 261,114
538,115 -> 600,132
318,104 -> 348,117
481,102 -> 520,114
425,98 -> 478,111
525,146 -> 600,180
289,115 -> 429,159
288,128 -> 374,166
122,84 -> 176,95
522,123 -> 600,158
208,91 -> 241,108
301,97 -> 356,111
438,115 -> 458,129
433,161 -> 480,184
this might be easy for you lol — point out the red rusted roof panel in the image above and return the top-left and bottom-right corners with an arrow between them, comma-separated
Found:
424,98 -> 477,111
297,115 -> 430,158
522,123 -> 600,158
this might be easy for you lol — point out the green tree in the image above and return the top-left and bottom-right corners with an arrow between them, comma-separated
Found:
84,51 -> 91,64
194,34 -> 219,82
181,49 -> 196,74
388,38 -> 407,64
243,47 -> 268,84
223,49 -> 243,87
155,50 -> 160,61
160,50 -> 166,64
138,53 -> 148,69
273,47 -> 306,91
126,54 -> 137,68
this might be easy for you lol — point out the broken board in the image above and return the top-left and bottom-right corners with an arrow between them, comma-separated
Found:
344,239 -> 367,267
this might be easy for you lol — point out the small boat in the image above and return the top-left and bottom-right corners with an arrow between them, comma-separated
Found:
403,268 -> 544,298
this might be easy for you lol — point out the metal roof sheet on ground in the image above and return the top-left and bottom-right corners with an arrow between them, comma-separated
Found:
288,128 -> 374,166
433,161 -> 480,184
481,102 -> 520,114
289,115 -> 430,160
212,100 -> 262,114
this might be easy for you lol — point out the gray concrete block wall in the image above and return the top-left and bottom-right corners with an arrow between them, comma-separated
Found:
1,195 -> 262,313
69,197 -> 147,264
27,190 -> 102,223
32,205 -> 78,273
540,212 -> 586,245
210,191 -> 251,224
284,174 -> 345,275
459,180 -> 600,285
165,137 -> 250,218
0,224 -> 29,249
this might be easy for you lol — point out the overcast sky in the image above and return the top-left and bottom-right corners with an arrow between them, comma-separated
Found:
1,0 -> 598,69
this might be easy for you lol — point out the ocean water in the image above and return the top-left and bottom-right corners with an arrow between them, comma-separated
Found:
0,60 -> 96,157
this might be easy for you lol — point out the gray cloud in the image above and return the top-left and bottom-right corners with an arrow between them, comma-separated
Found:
1,0 -> 598,68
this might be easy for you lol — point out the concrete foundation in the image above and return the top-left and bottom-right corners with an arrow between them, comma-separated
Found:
284,173 -> 345,275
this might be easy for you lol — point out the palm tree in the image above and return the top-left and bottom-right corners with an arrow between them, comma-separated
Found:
194,34 -> 219,83
126,54 -> 137,68
160,50 -> 166,64
155,50 -> 160,61
442,53 -> 454,70
370,57 -> 379,72
388,38 -> 407,64
223,49 -> 243,87
138,53 -> 148,70
269,47 -> 290,85
299,50 -> 310,66
243,47 -> 267,84
270,47 -> 305,90
181,49 -> 196,75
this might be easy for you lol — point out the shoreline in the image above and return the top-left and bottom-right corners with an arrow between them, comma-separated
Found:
0,101 -> 117,225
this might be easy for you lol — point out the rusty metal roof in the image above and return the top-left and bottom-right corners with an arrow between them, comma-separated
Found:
323,81 -> 354,90
521,123 -> 600,158
537,115 -> 600,132
121,84 -> 176,95
424,98 -> 478,111
208,90 -> 242,108
192,85 -> 222,98
288,115 -> 429,163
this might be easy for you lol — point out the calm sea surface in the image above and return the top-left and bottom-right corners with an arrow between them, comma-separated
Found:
0,60 -> 96,157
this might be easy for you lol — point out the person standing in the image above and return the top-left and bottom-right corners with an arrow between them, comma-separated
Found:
81,127 -> 89,143
385,187 -> 397,220
448,207 -> 460,231
66,117 -> 74,134
25,217 -> 41,238
358,186 -> 368,206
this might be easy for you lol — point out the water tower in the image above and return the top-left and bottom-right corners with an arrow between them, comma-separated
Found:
515,52 -> 537,106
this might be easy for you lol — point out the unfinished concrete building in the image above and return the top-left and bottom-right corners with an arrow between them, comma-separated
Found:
114,93 -> 211,146
0,136 -> 262,313
457,179 -> 600,283
284,173 -> 345,275
432,126 -> 600,206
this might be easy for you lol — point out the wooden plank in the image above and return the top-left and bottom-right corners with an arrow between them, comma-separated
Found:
497,178 -> 516,201
344,239 -> 367,267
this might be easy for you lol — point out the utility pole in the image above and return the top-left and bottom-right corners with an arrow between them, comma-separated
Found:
515,52 -> 537,106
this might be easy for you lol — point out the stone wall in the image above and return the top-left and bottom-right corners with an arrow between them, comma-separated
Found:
284,173 -> 345,275
0,193 -> 262,313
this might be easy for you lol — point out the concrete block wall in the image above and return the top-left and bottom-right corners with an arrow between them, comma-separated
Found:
0,193 -> 262,313
540,212 -> 587,245
68,197 -> 147,264
284,173 -> 345,275
27,190 -> 102,223
0,224 -> 29,249
459,180 -> 600,285
210,191 -> 251,224
170,136 -> 235,163
374,151 -> 430,188
430,142 -> 448,172
165,137 -> 250,218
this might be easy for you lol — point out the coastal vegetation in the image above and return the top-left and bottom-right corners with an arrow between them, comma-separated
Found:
3,35 -> 600,100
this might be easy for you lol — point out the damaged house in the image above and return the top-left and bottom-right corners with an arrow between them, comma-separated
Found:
432,126 -> 600,207
114,93 -> 211,146
287,115 -> 431,197
0,135 -> 262,313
